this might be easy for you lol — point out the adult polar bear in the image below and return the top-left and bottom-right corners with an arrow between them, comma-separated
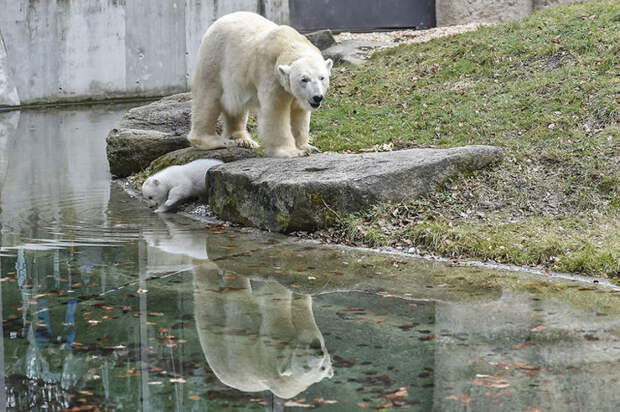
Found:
188,12 -> 333,158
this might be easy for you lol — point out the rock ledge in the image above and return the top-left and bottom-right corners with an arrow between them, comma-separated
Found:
207,146 -> 503,232
106,93 -> 192,177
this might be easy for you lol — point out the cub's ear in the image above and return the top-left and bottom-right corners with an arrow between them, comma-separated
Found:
325,59 -> 333,73
151,178 -> 160,186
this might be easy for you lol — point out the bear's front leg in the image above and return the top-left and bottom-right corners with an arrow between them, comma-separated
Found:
155,185 -> 189,213
259,99 -> 307,158
291,106 -> 321,154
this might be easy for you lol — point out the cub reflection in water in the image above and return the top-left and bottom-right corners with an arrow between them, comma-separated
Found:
193,262 -> 333,399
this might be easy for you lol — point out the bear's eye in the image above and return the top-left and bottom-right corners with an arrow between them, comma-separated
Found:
301,77 -> 310,83
148,196 -> 153,200
319,76 -> 325,81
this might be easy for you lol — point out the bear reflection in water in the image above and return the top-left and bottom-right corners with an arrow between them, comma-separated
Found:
193,262 -> 333,399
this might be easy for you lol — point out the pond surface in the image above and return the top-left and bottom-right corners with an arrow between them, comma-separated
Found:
1,106 -> 619,412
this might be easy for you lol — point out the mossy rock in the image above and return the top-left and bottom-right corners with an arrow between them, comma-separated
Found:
132,146 -> 259,189
207,146 -> 504,233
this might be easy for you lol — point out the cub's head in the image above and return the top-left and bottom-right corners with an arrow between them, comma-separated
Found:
141,177 -> 167,208
278,56 -> 333,111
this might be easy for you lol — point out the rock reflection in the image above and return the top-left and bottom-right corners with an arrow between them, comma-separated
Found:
193,262 -> 333,399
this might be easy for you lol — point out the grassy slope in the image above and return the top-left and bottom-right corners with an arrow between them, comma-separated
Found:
309,2 -> 619,277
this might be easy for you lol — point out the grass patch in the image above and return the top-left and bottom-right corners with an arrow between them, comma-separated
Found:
309,2 -> 620,277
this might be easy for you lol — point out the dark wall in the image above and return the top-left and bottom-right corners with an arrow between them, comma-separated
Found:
289,0 -> 436,32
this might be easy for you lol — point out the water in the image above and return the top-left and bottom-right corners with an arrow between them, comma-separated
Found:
1,105 -> 619,412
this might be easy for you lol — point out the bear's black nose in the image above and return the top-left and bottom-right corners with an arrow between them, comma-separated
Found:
313,95 -> 323,103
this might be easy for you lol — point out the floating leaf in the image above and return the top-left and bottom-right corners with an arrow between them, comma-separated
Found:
284,401 -> 314,408
386,388 -> 408,400
515,362 -> 538,370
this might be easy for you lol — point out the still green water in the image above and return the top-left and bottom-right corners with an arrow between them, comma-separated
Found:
0,106 -> 619,411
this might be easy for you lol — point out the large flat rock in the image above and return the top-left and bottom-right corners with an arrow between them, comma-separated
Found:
106,93 -> 191,177
207,145 -> 503,233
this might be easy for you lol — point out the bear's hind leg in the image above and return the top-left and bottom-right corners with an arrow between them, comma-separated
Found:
188,91 -> 230,150
222,111 -> 259,149
291,107 -> 321,154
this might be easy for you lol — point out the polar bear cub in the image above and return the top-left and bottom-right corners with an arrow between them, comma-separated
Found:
188,12 -> 333,158
141,159 -> 223,213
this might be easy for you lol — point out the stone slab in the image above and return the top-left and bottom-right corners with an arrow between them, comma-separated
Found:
207,145 -> 504,233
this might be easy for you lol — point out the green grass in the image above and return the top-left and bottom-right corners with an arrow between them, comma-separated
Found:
309,2 -> 620,277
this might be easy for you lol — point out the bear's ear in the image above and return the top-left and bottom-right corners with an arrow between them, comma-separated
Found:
152,178 -> 160,186
278,65 -> 291,78
277,65 -> 292,90
325,59 -> 333,73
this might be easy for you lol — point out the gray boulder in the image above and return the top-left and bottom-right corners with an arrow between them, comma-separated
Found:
305,29 -> 336,50
322,40 -> 390,65
106,93 -> 192,177
207,145 -> 503,233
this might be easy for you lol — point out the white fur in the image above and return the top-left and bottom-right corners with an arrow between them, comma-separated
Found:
141,159 -> 223,213
193,264 -> 333,399
188,12 -> 333,158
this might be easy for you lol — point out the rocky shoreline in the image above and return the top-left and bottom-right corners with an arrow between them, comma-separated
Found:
106,94 -> 503,233
105,26 -> 506,234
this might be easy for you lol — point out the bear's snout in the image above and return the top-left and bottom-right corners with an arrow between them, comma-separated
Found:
310,95 -> 323,109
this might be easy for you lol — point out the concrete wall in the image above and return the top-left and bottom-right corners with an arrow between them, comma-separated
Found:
436,0 -> 590,27
0,0 -> 289,107
0,32 -> 19,106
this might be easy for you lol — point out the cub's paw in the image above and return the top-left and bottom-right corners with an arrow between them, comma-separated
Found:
155,205 -> 171,213
230,131 -> 260,149
188,134 -> 232,150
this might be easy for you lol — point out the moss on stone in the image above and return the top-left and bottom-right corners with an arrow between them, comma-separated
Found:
309,192 -> 326,210
276,212 -> 291,231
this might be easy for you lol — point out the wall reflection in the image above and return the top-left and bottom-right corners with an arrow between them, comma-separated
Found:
0,106 -> 131,245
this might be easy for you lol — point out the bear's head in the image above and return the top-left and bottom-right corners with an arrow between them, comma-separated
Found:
142,177 -> 167,209
278,56 -> 333,111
